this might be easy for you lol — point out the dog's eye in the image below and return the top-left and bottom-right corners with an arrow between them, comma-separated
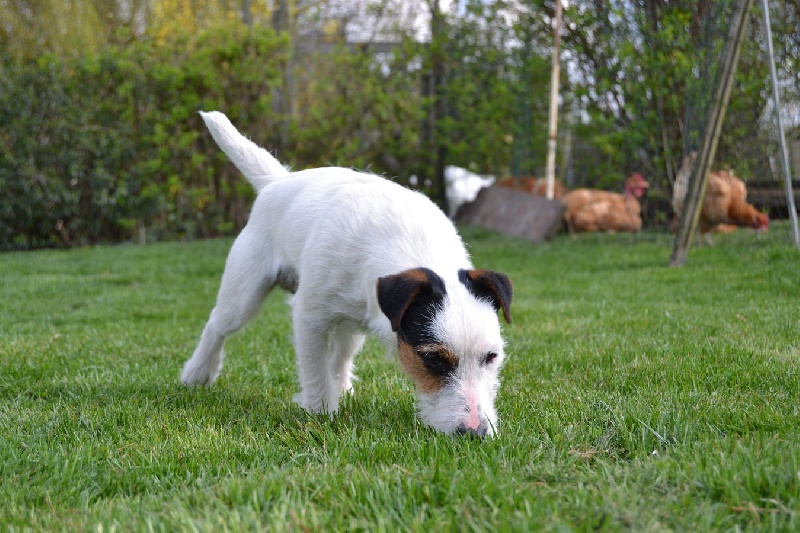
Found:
419,350 -> 455,375
484,352 -> 498,365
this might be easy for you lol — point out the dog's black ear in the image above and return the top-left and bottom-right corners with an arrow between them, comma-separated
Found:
458,269 -> 513,324
377,268 -> 446,332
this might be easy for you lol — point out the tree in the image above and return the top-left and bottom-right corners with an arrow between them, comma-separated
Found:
529,0 -> 779,203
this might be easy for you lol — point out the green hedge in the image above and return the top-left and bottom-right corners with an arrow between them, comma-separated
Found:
0,26 -> 289,248
0,20 -> 532,249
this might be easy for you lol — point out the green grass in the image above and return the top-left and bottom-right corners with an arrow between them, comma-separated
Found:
1,223 -> 798,531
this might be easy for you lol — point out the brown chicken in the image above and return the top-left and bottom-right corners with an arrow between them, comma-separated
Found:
497,176 -> 568,199
672,153 -> 768,243
562,173 -> 649,233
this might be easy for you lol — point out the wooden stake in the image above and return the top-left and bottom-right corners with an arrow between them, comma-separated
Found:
670,0 -> 755,266
544,0 -> 562,200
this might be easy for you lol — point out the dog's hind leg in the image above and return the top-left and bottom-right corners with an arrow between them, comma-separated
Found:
181,231 -> 276,386
181,311 -> 229,386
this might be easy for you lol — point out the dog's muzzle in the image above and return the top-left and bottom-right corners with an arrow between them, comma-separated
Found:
456,423 -> 488,439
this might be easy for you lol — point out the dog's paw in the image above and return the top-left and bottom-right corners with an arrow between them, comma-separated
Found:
293,392 -> 340,416
292,392 -> 319,412
180,359 -> 220,386
292,392 -> 312,412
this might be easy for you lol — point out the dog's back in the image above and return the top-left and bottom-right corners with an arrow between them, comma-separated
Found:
247,168 -> 474,340
256,168 -> 468,263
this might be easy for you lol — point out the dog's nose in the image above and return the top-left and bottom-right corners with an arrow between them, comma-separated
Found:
456,423 -> 487,439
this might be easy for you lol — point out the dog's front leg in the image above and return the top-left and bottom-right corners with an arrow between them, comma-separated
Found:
291,298 -> 366,415
291,311 -> 334,414
327,329 -> 365,407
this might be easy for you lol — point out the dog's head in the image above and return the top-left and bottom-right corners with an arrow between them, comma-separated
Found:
377,267 -> 512,438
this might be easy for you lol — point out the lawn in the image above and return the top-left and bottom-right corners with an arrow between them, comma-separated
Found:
1,223 -> 798,531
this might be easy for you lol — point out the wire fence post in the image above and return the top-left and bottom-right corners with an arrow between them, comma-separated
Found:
760,0 -> 800,247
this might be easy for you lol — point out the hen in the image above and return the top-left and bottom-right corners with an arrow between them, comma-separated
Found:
672,153 -> 768,243
562,173 -> 649,233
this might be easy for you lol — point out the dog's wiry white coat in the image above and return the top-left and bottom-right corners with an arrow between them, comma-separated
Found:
181,111 -> 507,436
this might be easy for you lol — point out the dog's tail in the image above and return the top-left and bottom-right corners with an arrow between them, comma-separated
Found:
199,111 -> 290,192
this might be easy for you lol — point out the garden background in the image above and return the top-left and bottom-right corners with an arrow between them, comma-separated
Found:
2,0 -> 799,248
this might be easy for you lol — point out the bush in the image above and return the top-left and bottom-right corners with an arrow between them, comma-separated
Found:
0,16 -> 530,249
0,25 -> 288,248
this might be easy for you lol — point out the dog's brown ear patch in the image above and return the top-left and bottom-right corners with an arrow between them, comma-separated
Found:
377,268 -> 446,332
458,269 -> 513,323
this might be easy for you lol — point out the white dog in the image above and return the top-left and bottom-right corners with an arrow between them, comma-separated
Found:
181,111 -> 512,438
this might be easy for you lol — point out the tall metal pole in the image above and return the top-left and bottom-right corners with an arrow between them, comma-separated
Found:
670,0 -> 754,266
544,0 -> 562,200
760,0 -> 800,247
